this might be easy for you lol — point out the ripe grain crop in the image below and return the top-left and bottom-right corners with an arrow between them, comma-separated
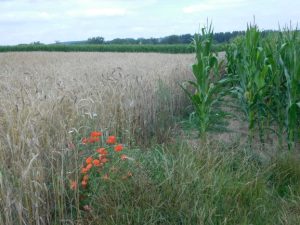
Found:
0,52 -> 194,143
0,52 -> 194,224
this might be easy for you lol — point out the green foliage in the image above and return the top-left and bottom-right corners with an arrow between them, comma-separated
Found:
229,25 -> 270,140
268,153 -> 300,197
227,23 -> 300,147
278,27 -> 300,147
0,43 -> 226,54
181,23 -> 232,139
87,36 -> 105,44
63,142 -> 300,224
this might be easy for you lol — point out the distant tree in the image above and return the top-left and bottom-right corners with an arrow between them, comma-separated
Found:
161,35 -> 181,44
122,38 -> 138,44
87,36 -> 105,44
108,38 -> 134,44
31,41 -> 44,45
179,34 -> 193,44
149,38 -> 159,44
107,38 -> 122,44
137,38 -> 157,44
213,31 -> 246,43
83,30 -> 279,46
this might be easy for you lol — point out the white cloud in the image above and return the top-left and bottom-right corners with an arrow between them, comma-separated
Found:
183,0 -> 247,13
131,26 -> 146,32
66,8 -> 127,17
0,0 -> 299,45
0,11 -> 56,22
0,1 -> 128,23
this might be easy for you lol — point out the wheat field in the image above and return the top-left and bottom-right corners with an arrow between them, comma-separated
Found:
0,52 -> 194,224
0,52 -> 194,141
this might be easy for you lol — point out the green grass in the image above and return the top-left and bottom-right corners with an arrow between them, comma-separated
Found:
3,126 -> 299,225
61,141 -> 300,225
0,43 -> 226,54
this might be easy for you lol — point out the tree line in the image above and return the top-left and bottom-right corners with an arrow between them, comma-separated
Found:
85,30 -> 276,45
17,30 -> 277,46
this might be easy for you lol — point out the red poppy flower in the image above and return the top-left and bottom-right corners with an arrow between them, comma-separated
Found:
114,144 -> 123,152
90,131 -> 102,137
86,157 -> 93,164
93,159 -> 101,167
89,137 -> 100,143
106,136 -> 116,144
96,148 -> 108,155
81,167 -> 88,174
86,163 -> 93,171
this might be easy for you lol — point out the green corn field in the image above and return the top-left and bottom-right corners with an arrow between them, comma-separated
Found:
182,22 -> 299,148
226,24 -> 300,148
0,43 -> 227,54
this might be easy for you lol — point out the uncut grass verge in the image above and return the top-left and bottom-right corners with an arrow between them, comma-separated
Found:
1,126 -> 300,224
57,141 -> 300,224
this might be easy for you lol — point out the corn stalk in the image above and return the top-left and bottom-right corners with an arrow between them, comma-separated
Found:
181,23 -> 232,141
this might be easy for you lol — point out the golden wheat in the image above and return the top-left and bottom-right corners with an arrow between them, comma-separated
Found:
0,52 -> 193,224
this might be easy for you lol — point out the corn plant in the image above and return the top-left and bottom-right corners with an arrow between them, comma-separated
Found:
228,24 -> 274,142
278,27 -> 300,148
262,35 -> 286,144
181,23 -> 232,141
226,35 -> 244,76
227,23 -> 300,148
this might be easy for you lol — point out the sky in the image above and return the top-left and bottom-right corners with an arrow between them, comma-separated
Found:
0,0 -> 299,45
